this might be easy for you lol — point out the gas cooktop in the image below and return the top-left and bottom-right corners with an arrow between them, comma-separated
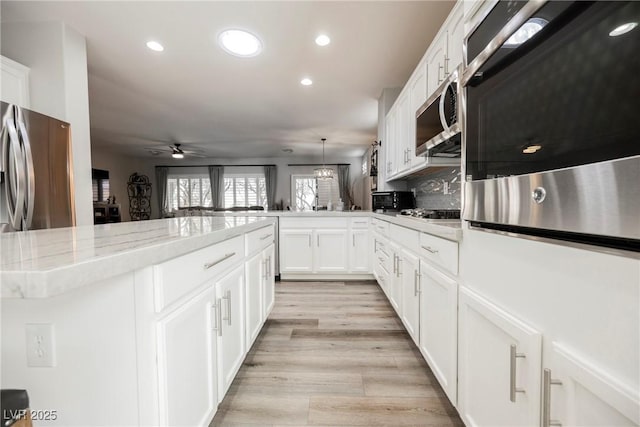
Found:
397,209 -> 461,220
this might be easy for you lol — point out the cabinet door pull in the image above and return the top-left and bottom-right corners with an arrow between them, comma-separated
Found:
317,235 -> 320,247
444,56 -> 450,76
266,256 -> 271,278
438,63 -> 444,84
542,368 -> 563,427
204,252 -> 236,270
211,301 -> 219,334
216,299 -> 223,336
421,245 -> 439,254
262,259 -> 267,280
509,345 -> 526,402
414,270 -> 420,296
397,257 -> 402,277
260,233 -> 273,241
392,255 -> 397,274
222,290 -> 232,326
352,234 -> 356,247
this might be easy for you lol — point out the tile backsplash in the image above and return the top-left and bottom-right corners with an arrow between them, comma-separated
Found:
407,167 -> 461,210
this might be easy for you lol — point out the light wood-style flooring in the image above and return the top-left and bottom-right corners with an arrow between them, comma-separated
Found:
211,281 -> 464,426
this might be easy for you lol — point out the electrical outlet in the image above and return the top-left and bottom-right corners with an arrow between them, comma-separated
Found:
25,324 -> 56,367
443,181 -> 450,195
411,188 -> 416,196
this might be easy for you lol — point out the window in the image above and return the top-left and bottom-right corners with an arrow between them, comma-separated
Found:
166,176 -> 212,211
291,175 -> 339,211
224,174 -> 267,209
91,168 -> 110,202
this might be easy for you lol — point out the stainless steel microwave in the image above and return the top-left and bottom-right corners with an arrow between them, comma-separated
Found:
415,66 -> 461,158
462,0 -> 640,252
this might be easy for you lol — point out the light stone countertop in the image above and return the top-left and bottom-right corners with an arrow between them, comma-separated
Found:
0,216 -> 275,299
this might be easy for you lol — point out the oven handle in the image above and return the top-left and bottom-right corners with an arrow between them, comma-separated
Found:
438,68 -> 458,133
462,0 -> 548,87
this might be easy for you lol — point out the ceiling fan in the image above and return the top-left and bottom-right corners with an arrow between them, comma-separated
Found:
144,142 -> 207,159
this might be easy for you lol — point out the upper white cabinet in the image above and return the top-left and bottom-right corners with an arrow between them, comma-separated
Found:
426,31 -> 447,95
458,286 -> 542,427
426,2 -> 464,97
0,56 -> 30,108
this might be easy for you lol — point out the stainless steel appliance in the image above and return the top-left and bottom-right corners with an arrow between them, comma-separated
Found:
462,0 -> 640,251
415,65 -> 462,158
0,102 -> 75,232
372,191 -> 416,212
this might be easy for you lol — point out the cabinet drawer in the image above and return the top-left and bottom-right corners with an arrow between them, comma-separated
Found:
371,218 -> 390,236
350,217 -> 370,229
419,233 -> 459,275
153,235 -> 244,312
280,217 -> 348,229
390,224 -> 419,253
245,224 -> 275,255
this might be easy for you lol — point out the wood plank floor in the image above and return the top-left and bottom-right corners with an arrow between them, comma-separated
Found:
210,281 -> 464,426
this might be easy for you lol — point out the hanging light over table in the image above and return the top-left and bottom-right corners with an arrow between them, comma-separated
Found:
314,138 -> 334,180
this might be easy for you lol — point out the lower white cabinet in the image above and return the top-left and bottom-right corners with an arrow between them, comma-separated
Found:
400,248 -> 420,345
419,261 -> 458,404
155,286 -> 218,427
314,229 -> 348,273
544,342 -> 640,427
215,265 -> 246,399
263,244 -> 275,316
280,229 -> 313,273
458,286 -> 542,427
388,241 -> 402,313
245,252 -> 264,348
349,229 -> 370,272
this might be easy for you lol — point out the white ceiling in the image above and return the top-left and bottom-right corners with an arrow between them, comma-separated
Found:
1,1 -> 454,159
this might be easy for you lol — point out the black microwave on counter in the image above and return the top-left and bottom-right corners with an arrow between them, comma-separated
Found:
372,191 -> 416,212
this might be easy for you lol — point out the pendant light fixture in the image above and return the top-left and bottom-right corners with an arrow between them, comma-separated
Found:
314,138 -> 334,180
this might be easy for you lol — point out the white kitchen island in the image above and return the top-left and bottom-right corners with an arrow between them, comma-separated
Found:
1,216 -> 277,426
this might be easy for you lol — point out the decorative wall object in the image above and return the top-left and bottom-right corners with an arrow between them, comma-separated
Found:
127,173 -> 152,220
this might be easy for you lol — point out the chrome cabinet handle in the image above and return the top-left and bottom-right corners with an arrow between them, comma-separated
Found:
392,255 -> 397,274
414,270 -> 420,296
397,257 -> 402,277
222,290 -> 232,326
260,233 -> 273,240
266,256 -> 271,278
16,108 -> 34,229
216,299 -> 223,336
421,245 -> 439,254
509,345 -> 526,402
444,56 -> 450,76
204,252 -> 236,270
211,301 -> 219,334
352,234 -> 356,247
262,259 -> 267,280
543,368 -> 563,427
438,63 -> 444,84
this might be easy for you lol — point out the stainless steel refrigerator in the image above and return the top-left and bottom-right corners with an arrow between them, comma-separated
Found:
0,102 -> 75,232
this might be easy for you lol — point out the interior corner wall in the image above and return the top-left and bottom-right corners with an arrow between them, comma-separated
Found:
90,147 -> 158,222
0,21 -> 93,226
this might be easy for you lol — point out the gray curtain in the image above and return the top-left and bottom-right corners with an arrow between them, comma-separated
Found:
208,166 -> 224,209
155,166 -> 169,217
264,165 -> 277,210
337,164 -> 350,207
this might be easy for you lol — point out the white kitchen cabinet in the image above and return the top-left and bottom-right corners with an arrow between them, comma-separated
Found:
314,229 -> 348,273
419,261 -> 458,405
446,2 -> 465,74
280,229 -> 313,273
373,233 -> 391,296
0,56 -> 30,108
427,31 -> 447,95
263,244 -> 275,316
458,286 -> 542,427
349,229 -> 370,273
544,342 -> 640,427
245,252 -> 263,349
216,265 -> 246,399
385,106 -> 399,178
156,286 -> 218,426
388,240 -> 403,314
407,59 -> 428,170
427,2 -> 465,98
399,248 -> 420,345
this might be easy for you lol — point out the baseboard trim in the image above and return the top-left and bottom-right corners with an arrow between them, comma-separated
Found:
280,274 -> 375,281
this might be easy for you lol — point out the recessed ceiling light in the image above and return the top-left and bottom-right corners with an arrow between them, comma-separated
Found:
300,78 -> 313,86
609,22 -> 637,37
315,34 -> 331,46
218,29 -> 262,57
146,41 -> 164,52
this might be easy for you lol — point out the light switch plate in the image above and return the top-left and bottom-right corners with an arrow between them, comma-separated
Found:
25,323 -> 56,367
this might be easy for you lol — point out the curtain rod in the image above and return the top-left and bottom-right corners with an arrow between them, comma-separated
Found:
287,163 -> 350,166
155,164 -> 276,168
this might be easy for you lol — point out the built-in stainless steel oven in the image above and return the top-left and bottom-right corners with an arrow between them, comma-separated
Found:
462,0 -> 640,252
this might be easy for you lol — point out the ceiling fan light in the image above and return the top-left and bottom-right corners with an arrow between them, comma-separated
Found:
172,152 -> 184,159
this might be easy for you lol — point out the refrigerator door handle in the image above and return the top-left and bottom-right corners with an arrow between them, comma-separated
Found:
3,108 -> 26,230
16,107 -> 35,229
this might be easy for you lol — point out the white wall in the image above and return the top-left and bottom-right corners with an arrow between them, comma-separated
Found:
91,147 -> 158,222
1,21 -> 93,226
